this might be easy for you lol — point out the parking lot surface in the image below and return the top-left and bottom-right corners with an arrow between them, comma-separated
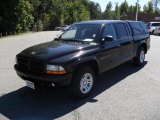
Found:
0,32 -> 160,120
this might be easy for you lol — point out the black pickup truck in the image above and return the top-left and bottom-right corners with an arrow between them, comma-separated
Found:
14,20 -> 150,98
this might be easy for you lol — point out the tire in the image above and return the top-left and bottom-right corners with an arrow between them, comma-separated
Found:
70,66 -> 96,99
133,47 -> 145,66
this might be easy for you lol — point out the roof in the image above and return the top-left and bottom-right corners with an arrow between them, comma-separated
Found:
125,20 -> 143,23
74,20 -> 123,25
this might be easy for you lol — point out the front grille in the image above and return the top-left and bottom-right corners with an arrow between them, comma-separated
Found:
17,56 -> 45,73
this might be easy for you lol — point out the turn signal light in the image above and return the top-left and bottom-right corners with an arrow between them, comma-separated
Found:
46,71 -> 66,75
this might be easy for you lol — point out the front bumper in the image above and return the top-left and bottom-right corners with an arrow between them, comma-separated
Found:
14,64 -> 73,86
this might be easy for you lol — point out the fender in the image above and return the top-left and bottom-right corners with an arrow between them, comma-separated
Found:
134,40 -> 147,56
139,40 -> 146,46
73,55 -> 100,73
138,40 -> 147,50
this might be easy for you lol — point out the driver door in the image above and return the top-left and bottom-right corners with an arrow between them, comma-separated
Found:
98,24 -> 121,73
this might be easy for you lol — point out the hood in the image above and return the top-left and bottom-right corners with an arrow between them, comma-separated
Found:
19,41 -> 97,61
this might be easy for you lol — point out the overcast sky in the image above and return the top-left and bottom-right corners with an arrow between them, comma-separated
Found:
91,0 -> 149,12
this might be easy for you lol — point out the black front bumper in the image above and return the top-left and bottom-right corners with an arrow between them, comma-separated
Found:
14,64 -> 73,86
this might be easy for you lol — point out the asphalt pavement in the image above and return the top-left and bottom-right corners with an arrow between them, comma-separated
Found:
0,32 -> 160,120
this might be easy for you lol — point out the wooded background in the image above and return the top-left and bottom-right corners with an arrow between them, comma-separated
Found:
0,0 -> 159,35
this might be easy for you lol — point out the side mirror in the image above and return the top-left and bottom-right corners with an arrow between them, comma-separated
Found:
102,35 -> 113,43
54,38 -> 59,41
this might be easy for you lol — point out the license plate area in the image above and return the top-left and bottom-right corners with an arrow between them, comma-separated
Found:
26,80 -> 35,89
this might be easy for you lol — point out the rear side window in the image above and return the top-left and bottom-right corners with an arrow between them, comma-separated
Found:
130,22 -> 145,35
103,24 -> 117,40
151,23 -> 160,26
114,23 -> 128,39
139,22 -> 148,33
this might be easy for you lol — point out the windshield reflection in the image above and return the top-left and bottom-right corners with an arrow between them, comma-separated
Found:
59,24 -> 101,42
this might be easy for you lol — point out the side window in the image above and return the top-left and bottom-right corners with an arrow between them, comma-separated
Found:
114,23 -> 128,39
103,24 -> 117,40
139,22 -> 148,33
152,23 -> 160,26
130,22 -> 145,35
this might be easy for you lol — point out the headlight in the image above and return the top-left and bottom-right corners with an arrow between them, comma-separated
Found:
46,65 -> 66,75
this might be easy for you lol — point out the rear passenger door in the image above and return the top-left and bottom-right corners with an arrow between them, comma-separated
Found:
114,23 -> 134,63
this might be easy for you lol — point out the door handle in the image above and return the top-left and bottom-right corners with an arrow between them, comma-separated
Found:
117,44 -> 121,47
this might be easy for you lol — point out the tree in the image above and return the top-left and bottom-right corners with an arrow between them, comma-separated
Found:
143,5 -> 148,13
128,4 -> 141,13
64,1 -> 89,24
88,1 -> 102,20
152,0 -> 160,12
95,3 -> 102,19
0,0 -> 149,34
103,1 -> 113,19
115,2 -> 120,19
148,1 -> 154,13
143,1 -> 154,13
128,5 -> 135,13
0,0 -> 19,33
119,0 -> 129,18
14,0 -> 34,33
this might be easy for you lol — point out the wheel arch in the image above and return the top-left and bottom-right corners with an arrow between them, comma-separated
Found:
73,56 -> 100,76
140,43 -> 147,54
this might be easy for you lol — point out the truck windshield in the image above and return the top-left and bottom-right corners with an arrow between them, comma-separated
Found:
59,24 -> 101,42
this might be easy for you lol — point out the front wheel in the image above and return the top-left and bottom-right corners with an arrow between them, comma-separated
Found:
133,47 -> 145,66
70,66 -> 96,99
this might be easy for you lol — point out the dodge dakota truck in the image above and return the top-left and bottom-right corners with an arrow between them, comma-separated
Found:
14,20 -> 150,98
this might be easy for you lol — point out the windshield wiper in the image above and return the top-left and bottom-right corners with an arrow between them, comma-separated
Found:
60,39 -> 86,44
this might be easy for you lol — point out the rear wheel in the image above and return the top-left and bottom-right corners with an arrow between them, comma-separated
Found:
70,66 -> 96,99
133,47 -> 145,66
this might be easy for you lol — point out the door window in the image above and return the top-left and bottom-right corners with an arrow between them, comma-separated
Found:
130,22 -> 145,35
114,23 -> 128,39
139,22 -> 149,33
103,24 -> 117,40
